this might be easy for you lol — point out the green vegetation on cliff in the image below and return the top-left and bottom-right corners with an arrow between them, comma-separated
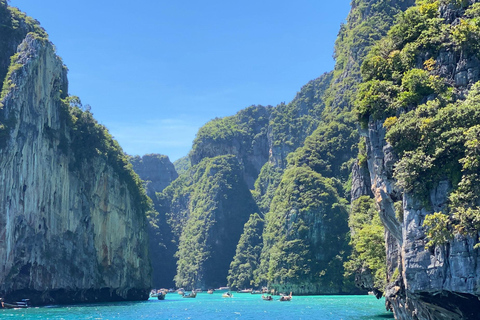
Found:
173,156 -> 191,176
225,0 -> 413,293
250,71 -> 335,214
407,84 -> 480,246
355,0 -> 480,246
190,106 -> 270,162
325,0 -> 415,113
0,1 -> 47,78
0,2 -> 48,144
256,113 -> 359,293
345,196 -> 386,290
160,155 -> 258,289
289,117 -> 358,185
227,213 -> 264,290
0,4 -> 47,96
268,73 -> 334,166
60,96 -> 152,215
257,166 -> 350,294
190,105 -> 271,188
251,163 -> 284,214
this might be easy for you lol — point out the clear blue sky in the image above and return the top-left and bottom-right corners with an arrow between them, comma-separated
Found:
9,0 -> 351,162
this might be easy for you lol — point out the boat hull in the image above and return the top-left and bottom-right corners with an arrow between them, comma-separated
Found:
2,302 -> 28,309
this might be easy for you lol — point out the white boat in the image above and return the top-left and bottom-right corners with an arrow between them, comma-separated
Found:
183,291 -> 197,298
279,292 -> 292,301
237,288 -> 252,293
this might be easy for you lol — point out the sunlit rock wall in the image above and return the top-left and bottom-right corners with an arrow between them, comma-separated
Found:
0,26 -> 151,305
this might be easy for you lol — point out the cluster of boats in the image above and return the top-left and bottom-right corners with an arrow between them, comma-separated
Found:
150,287 -> 293,302
261,292 -> 292,301
216,290 -> 292,301
150,288 -> 198,299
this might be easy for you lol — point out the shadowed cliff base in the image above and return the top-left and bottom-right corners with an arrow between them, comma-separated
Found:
2,287 -> 150,306
413,291 -> 480,320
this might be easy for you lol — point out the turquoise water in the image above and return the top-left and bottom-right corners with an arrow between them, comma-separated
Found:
0,294 -> 393,319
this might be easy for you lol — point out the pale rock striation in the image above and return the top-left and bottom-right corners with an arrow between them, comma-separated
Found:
350,160 -> 373,201
366,117 -> 480,320
0,22 -> 151,304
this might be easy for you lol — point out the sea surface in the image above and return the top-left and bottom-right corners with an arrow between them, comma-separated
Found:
0,293 -> 393,320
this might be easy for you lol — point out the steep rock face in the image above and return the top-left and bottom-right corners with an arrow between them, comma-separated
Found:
327,0 -> 416,111
259,0 -> 416,296
160,155 -> 259,289
251,72 -> 334,215
362,2 -> 480,318
185,72 -> 338,290
190,106 -> 271,189
351,160 -> 373,201
227,212 -> 264,290
267,73 -> 333,168
258,166 -> 353,295
332,0 -> 416,296
367,122 -> 402,244
130,154 -> 178,199
367,113 -> 480,320
189,72 -> 333,192
130,154 -> 178,288
0,10 -> 151,305
0,3 -> 46,88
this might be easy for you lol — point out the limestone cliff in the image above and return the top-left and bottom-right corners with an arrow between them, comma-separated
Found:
227,212 -> 264,291
180,0 -> 416,293
0,4 -> 151,305
130,154 -> 178,199
367,119 -> 480,319
361,1 -> 480,318
257,166 -> 353,295
159,155 -> 259,289
189,72 -> 333,192
190,105 -> 272,189
130,154 -> 178,288
267,73 -> 333,168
